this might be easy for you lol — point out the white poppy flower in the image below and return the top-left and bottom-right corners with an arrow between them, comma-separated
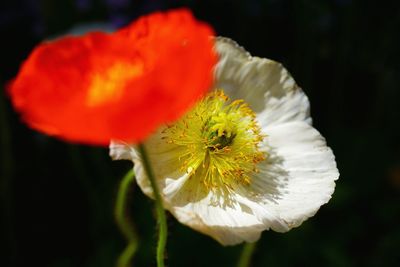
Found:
110,37 -> 339,246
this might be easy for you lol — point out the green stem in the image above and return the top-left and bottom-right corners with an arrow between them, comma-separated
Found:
138,143 -> 167,267
237,242 -> 257,267
115,169 -> 138,267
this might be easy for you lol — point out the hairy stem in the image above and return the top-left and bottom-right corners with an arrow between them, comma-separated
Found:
237,242 -> 257,267
115,169 -> 138,267
138,144 -> 168,267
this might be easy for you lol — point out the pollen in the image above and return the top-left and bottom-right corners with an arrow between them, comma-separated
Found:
162,90 -> 266,192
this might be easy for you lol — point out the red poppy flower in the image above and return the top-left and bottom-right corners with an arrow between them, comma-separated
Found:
8,9 -> 217,145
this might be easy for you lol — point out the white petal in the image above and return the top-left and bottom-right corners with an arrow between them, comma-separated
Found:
215,37 -> 311,127
252,121 -> 339,229
171,201 -> 265,245
163,174 -> 191,199
133,158 -> 154,198
164,186 -> 268,245
109,140 -> 137,160
155,170 -> 289,245
132,128 -> 189,200
109,140 -> 155,197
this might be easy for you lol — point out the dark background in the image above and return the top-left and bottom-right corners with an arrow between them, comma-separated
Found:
1,0 -> 399,266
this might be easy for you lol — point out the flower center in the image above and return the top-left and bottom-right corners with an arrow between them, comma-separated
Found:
205,112 -> 237,150
162,90 -> 265,191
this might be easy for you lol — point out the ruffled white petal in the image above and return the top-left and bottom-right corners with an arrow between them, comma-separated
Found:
214,37 -> 312,127
110,140 -> 154,197
138,129 -> 189,199
160,173 -> 288,245
163,174 -> 191,200
168,192 -> 267,245
252,121 -> 339,229
109,141 -> 137,160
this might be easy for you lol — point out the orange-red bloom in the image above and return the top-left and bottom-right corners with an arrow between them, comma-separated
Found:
8,9 -> 217,145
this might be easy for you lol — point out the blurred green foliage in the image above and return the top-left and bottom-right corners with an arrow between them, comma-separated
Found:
1,0 -> 399,266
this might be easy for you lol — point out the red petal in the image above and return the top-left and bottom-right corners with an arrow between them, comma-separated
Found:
8,8 -> 217,145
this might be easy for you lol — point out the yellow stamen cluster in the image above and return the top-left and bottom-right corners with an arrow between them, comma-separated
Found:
162,90 -> 265,192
